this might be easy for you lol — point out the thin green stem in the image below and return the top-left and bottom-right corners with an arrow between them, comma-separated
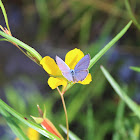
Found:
0,31 -> 42,61
13,43 -> 41,66
57,87 -> 69,140
125,0 -> 140,30
0,0 -> 11,33
0,26 -> 41,65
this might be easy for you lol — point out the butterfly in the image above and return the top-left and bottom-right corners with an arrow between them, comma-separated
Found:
56,54 -> 90,82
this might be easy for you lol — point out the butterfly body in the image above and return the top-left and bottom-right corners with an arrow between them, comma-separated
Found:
56,54 -> 90,82
70,70 -> 75,75
71,69 -> 79,82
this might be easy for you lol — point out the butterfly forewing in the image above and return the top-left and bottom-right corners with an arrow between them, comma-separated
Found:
56,56 -> 73,82
74,54 -> 90,72
56,56 -> 70,72
62,71 -> 73,82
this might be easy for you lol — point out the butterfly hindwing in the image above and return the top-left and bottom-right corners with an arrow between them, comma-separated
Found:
74,70 -> 89,82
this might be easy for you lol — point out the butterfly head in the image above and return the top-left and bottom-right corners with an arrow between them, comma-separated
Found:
70,70 -> 75,76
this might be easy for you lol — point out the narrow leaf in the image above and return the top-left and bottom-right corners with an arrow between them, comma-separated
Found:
125,0 -> 140,30
59,125 -> 81,140
0,38 -> 8,41
100,66 -> 140,119
113,100 -> 125,140
0,99 -> 61,140
89,21 -> 132,69
0,107 -> 29,140
86,104 -> 95,140
130,66 -> 140,72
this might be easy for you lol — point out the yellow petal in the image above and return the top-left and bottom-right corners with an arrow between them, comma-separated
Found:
40,56 -> 61,76
65,48 -> 84,69
79,73 -> 92,85
27,128 -> 39,140
15,128 -> 39,140
48,77 -> 67,89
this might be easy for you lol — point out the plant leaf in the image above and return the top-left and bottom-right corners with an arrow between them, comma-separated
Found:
89,21 -> 132,69
0,38 -> 8,41
0,99 -> 61,140
112,100 -> 125,140
59,125 -> 81,140
100,66 -> 140,119
130,66 -> 140,72
0,107 -> 29,140
86,104 -> 95,140
125,0 -> 140,30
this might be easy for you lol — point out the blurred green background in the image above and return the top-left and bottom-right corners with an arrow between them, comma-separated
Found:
0,0 -> 140,139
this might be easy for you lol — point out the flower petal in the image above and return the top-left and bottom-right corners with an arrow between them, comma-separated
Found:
79,73 -> 92,84
27,128 -> 39,140
65,48 -> 84,69
40,56 -> 61,76
48,77 -> 67,89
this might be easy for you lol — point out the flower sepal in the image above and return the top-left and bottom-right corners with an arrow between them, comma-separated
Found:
31,105 -> 64,140
31,116 -> 43,124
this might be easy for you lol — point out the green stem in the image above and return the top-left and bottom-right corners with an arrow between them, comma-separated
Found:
0,0 -> 11,33
0,31 -> 42,61
125,0 -> 140,30
57,87 -> 69,140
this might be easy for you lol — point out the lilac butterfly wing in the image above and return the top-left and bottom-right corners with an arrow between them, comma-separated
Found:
74,54 -> 90,82
56,56 -> 73,82
74,54 -> 90,71
74,70 -> 89,82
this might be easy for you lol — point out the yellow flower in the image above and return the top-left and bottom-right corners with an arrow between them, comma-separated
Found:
15,127 -> 39,140
27,128 -> 39,140
40,48 -> 92,89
